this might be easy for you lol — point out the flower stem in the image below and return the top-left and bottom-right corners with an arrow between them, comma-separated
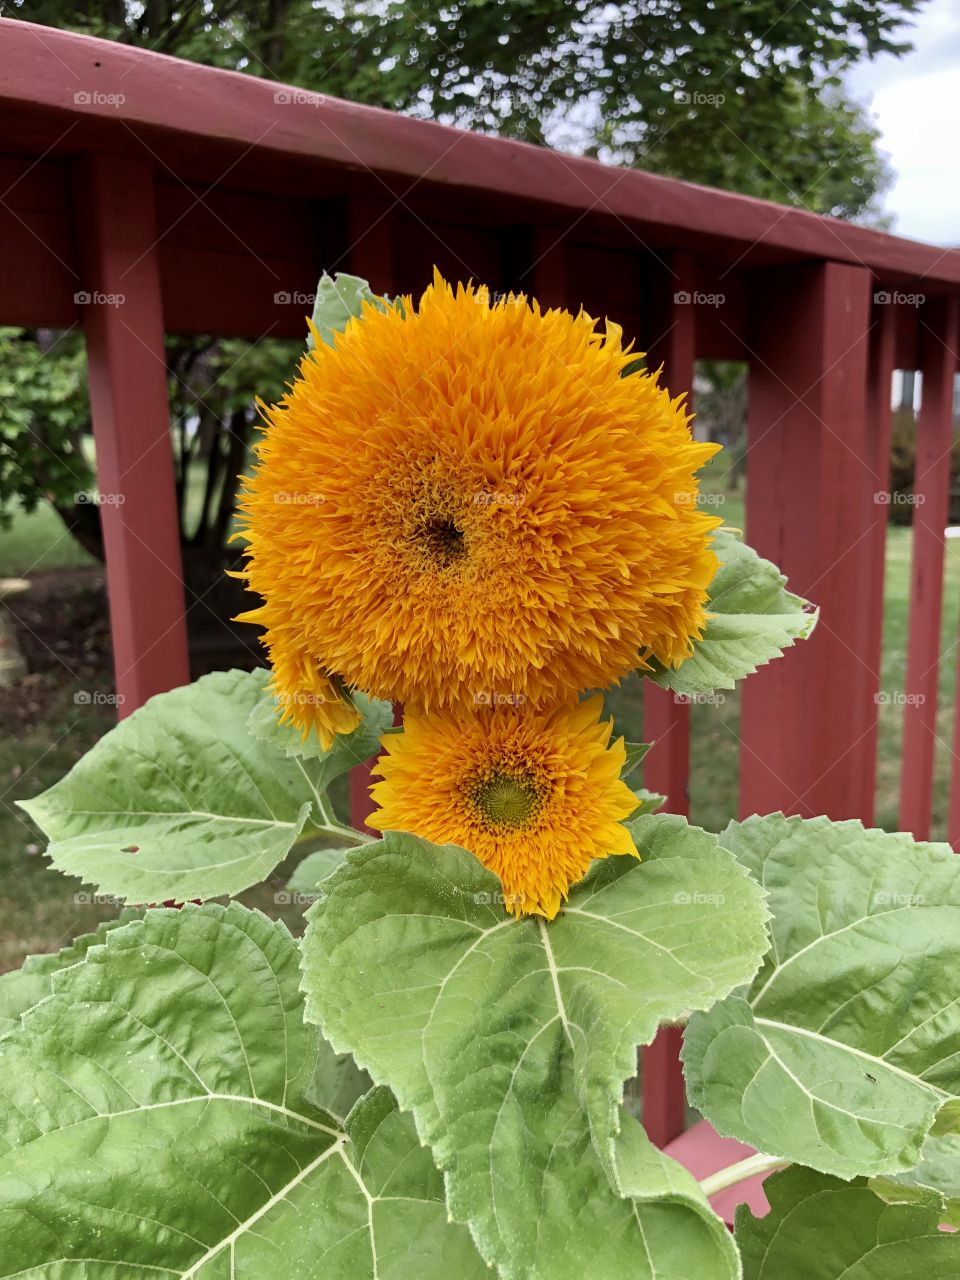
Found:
698,1153 -> 788,1198
303,796 -> 375,847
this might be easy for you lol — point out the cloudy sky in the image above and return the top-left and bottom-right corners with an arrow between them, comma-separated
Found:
846,0 -> 960,244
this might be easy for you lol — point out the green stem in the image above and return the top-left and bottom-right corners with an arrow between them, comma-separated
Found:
306,795 -> 375,846
698,1153 -> 788,1198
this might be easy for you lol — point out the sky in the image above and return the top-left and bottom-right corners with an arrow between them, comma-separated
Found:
846,0 -> 960,244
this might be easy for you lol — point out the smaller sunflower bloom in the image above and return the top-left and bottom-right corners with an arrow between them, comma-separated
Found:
369,697 -> 638,919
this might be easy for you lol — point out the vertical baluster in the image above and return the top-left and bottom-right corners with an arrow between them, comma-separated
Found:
740,262 -> 873,819
856,302 -> 897,822
640,251 -> 696,1149
71,153 -> 189,716
901,298 -> 959,837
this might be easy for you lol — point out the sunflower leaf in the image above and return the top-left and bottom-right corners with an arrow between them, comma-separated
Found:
247,681 -> 393,771
300,815 -> 769,1278
621,740 -> 651,778
870,1132 -> 960,1228
684,814 -> 960,1179
0,913 -> 139,1038
18,669 -> 339,904
308,270 -> 389,347
287,846 -> 351,894
0,902 -> 487,1278
631,786 -> 666,815
735,1165 -> 960,1278
648,529 -> 818,695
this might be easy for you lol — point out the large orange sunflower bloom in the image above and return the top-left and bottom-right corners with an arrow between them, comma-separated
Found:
238,273 -> 719,733
368,696 -> 639,919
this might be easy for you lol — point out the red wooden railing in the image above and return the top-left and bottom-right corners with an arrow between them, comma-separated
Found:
3,21 -> 960,1186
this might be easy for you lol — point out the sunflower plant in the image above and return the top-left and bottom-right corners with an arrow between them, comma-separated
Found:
4,274 -> 960,1279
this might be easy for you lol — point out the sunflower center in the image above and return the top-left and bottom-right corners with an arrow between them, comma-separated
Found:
468,770 -> 547,830
415,516 -> 467,569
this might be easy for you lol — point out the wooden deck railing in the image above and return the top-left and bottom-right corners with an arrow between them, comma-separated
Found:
3,20 -> 960,1162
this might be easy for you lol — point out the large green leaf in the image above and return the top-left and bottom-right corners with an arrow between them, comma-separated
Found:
684,814 -> 960,1179
300,815 -> 769,1278
18,668 -> 354,904
736,1165 -> 960,1278
872,1132 -> 960,1228
247,680 -> 393,772
0,913 -> 138,1038
0,902 -> 486,1278
288,846 -> 351,894
649,529 -> 818,695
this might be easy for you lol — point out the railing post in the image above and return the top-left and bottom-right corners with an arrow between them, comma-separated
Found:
856,300 -> 897,822
640,251 -> 696,1149
902,298 -> 959,837
740,262 -> 873,819
71,153 -> 189,716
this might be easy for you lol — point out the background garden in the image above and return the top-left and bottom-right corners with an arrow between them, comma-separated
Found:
2,0 -> 955,971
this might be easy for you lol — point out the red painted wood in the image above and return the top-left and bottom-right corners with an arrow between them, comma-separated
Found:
740,263 -> 873,820
71,152 -> 189,715
640,253 -> 696,1147
664,1119 -> 769,1226
5,20 -> 960,316
901,298 -> 960,837
856,302 -> 897,822
349,759 -> 381,835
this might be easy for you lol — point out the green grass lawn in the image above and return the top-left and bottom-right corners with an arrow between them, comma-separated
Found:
1,484 -> 959,971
